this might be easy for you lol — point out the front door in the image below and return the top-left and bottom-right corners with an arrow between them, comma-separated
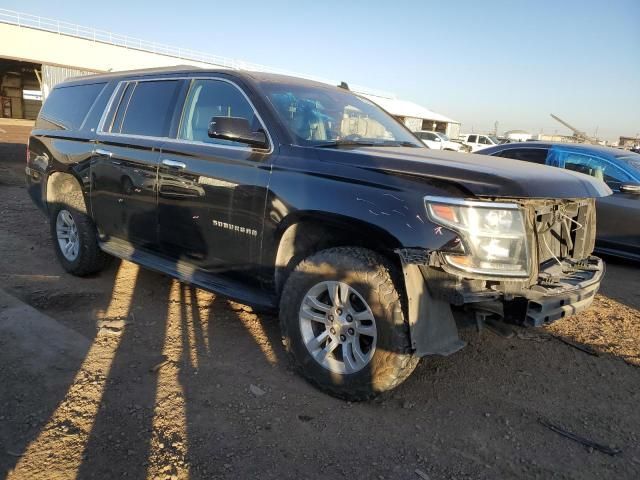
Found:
157,78 -> 273,281
90,79 -> 184,250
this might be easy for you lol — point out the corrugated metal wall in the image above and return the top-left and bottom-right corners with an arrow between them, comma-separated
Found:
446,123 -> 461,139
41,64 -> 98,99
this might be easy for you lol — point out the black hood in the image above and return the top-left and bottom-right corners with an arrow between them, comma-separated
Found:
316,146 -> 612,199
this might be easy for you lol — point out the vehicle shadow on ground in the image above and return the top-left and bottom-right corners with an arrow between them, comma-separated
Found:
66,267 -> 289,479
0,263 -> 119,479
0,188 -> 636,478
4,258 -> 640,479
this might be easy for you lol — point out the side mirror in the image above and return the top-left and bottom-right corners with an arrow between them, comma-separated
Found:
208,116 -> 268,149
619,184 -> 640,194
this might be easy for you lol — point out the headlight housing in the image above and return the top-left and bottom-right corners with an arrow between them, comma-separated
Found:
425,196 -> 530,277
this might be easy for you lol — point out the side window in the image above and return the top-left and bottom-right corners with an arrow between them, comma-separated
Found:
114,80 -> 181,137
36,82 -> 106,131
563,153 -> 632,188
498,148 -> 548,165
479,136 -> 491,145
111,83 -> 135,133
178,79 -> 258,146
467,135 -> 477,143
427,132 -> 438,141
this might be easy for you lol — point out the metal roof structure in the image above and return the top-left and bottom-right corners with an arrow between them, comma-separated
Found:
360,93 -> 459,125
1,8 -> 459,126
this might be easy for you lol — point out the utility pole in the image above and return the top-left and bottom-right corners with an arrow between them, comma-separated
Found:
493,121 -> 499,136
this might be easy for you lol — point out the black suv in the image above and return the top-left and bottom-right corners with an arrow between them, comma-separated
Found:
26,67 -> 609,400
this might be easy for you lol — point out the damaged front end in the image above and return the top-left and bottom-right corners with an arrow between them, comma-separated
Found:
397,197 -> 604,357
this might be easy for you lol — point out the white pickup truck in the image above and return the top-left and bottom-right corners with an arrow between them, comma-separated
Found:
459,133 -> 500,152
414,131 -> 466,152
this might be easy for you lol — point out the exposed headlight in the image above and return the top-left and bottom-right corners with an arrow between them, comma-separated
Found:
425,196 -> 530,277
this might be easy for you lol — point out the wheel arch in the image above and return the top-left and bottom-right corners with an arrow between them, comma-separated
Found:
273,211 -> 404,297
46,171 -> 88,215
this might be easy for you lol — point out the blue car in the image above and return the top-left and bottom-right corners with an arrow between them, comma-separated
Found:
477,142 -> 640,261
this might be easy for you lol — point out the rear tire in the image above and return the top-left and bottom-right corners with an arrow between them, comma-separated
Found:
279,247 -> 418,401
49,189 -> 110,276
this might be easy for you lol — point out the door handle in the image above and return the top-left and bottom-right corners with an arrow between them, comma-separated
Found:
162,159 -> 186,169
94,148 -> 113,157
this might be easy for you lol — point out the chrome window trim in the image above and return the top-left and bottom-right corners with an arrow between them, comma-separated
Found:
110,81 -> 137,134
161,136 -> 264,154
96,81 -> 125,134
95,76 -> 274,154
424,195 -> 520,210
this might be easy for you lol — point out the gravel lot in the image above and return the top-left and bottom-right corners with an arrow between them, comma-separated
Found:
1,123 -> 639,479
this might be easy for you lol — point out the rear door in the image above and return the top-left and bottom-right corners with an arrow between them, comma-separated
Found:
90,78 -> 184,249
157,77 -> 273,280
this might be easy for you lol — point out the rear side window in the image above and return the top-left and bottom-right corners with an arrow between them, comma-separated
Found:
36,82 -> 106,131
563,153 -> 633,188
497,148 -> 548,165
467,135 -> 477,143
111,80 -> 181,137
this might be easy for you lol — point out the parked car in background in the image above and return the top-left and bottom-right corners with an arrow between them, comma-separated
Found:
478,142 -> 640,261
459,133 -> 500,152
414,130 -> 464,152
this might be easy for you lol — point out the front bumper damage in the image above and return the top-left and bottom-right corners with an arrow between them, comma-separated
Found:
468,256 -> 604,327
399,254 -> 605,357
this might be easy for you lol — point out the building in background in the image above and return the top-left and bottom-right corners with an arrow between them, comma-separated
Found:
0,59 -> 41,120
532,133 -> 580,143
503,129 -> 531,142
0,9 -> 460,133
359,93 -> 460,139
618,136 -> 639,149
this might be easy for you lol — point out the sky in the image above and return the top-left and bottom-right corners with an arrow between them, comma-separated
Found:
6,0 -> 640,140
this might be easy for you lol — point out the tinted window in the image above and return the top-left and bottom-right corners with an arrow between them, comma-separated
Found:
467,135 -> 477,143
118,80 -> 181,137
618,155 -> 640,174
178,79 -> 259,146
111,83 -> 135,133
564,153 -> 633,188
498,148 -> 548,165
37,82 -> 106,130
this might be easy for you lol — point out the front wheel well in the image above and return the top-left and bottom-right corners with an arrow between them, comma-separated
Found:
273,216 -> 403,296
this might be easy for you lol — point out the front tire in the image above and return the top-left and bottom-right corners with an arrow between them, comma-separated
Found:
280,247 -> 418,401
49,190 -> 110,276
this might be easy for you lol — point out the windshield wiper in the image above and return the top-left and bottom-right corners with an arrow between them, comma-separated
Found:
315,140 -> 418,148
315,140 -> 379,148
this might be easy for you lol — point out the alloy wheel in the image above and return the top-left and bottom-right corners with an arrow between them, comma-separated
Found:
56,209 -> 80,261
299,281 -> 377,374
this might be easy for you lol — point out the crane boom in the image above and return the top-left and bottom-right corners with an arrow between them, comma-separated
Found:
550,114 -> 597,144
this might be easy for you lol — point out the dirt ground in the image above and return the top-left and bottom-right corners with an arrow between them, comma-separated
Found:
1,122 -> 639,480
